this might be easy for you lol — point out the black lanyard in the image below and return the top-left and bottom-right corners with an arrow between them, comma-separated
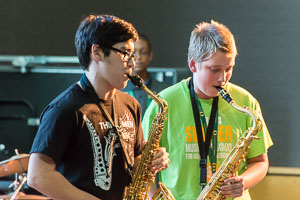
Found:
188,77 -> 218,190
80,74 -> 134,174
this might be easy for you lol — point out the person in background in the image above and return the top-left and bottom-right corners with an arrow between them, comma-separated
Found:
142,20 -> 273,200
27,14 -> 169,200
122,33 -> 169,117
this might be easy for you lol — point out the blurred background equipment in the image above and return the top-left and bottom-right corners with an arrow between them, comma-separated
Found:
0,150 -> 51,199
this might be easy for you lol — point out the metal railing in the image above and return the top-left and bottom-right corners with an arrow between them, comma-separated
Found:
0,55 -> 190,84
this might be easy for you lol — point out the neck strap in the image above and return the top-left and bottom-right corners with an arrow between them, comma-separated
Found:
79,73 -> 134,172
188,76 -> 218,190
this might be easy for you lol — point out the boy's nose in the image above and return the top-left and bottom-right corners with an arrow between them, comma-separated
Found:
127,58 -> 135,68
218,72 -> 226,82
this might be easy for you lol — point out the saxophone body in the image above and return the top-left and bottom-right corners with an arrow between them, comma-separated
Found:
123,74 -> 175,200
196,87 -> 263,200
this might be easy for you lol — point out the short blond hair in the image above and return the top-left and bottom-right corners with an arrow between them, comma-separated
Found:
187,20 -> 237,65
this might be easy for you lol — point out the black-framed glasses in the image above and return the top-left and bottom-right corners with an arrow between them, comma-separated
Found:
109,47 -> 136,63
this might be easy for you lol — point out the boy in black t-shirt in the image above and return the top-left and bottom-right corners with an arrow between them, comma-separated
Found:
27,14 -> 169,200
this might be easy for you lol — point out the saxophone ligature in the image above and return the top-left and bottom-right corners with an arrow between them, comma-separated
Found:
196,86 -> 263,200
123,74 -> 175,200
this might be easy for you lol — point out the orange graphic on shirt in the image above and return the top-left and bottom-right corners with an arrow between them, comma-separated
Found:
185,125 -> 233,143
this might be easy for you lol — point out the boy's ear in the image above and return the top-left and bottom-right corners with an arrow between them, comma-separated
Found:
148,51 -> 153,62
189,60 -> 197,73
91,44 -> 104,61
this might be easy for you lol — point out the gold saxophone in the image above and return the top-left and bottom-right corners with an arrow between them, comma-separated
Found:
196,87 -> 263,200
123,74 -> 175,200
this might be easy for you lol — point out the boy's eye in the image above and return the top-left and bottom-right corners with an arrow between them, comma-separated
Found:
210,68 -> 219,72
226,67 -> 233,72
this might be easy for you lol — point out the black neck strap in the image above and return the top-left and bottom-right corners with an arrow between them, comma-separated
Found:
79,74 -> 134,172
80,73 -> 118,127
188,77 -> 218,189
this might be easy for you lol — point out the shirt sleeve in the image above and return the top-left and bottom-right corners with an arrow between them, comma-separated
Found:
30,105 -> 78,163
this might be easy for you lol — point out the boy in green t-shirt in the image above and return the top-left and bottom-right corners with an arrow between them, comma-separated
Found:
142,20 -> 273,200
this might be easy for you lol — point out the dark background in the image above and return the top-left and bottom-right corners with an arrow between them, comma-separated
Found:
0,0 -> 299,168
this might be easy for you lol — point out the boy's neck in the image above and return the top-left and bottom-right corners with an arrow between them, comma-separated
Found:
189,78 -> 214,100
84,72 -> 116,100
195,90 -> 211,99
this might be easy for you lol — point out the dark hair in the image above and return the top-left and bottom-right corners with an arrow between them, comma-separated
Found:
75,14 -> 138,70
138,33 -> 152,51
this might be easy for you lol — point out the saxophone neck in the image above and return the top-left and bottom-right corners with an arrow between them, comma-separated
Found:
215,86 -> 233,104
127,74 -> 168,113
216,86 -> 262,135
126,73 -> 144,88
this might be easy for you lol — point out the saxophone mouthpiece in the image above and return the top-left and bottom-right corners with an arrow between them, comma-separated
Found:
126,74 -> 144,88
215,86 -> 233,103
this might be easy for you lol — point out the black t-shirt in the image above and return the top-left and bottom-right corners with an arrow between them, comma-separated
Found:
30,83 -> 144,200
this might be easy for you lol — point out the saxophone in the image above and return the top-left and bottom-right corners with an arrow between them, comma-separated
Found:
196,87 -> 263,200
123,74 -> 175,200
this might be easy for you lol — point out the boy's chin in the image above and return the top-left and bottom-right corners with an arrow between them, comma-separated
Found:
121,80 -> 129,89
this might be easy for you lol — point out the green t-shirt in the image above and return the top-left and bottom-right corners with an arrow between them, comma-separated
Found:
142,78 -> 273,200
